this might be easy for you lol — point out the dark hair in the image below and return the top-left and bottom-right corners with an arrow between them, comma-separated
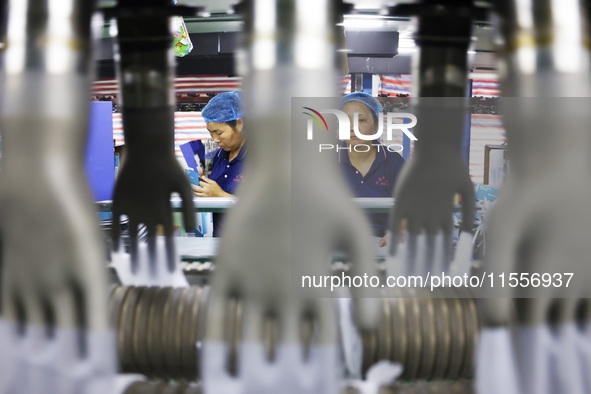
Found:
225,119 -> 238,128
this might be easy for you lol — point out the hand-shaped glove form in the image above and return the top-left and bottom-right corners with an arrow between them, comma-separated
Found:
111,108 -> 196,273
479,97 -> 591,394
0,1 -> 115,392
388,99 -> 475,280
202,2 -> 380,391
111,3 -> 195,273
477,2 -> 591,391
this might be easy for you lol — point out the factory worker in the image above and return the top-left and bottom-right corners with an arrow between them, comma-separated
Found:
193,91 -> 247,236
339,92 -> 405,247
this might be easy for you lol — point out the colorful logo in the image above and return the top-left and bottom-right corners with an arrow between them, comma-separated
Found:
376,176 -> 390,186
302,107 -> 329,132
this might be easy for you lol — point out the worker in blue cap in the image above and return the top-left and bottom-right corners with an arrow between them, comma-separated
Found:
193,91 -> 248,236
338,92 -> 405,247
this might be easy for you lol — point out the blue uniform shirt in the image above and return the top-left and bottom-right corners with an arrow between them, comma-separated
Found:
210,144 -> 247,193
209,144 -> 248,236
339,144 -> 405,237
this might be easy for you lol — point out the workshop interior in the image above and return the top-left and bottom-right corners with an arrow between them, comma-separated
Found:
0,0 -> 590,393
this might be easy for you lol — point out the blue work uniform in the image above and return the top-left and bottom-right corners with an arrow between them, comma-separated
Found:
209,144 -> 248,236
339,144 -> 405,237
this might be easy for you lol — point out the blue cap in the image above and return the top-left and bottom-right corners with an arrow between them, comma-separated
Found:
340,92 -> 382,120
202,91 -> 244,123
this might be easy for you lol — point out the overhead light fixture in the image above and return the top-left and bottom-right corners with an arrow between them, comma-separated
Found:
109,19 -> 118,38
398,38 -> 416,48
397,38 -> 416,54
339,16 -> 386,29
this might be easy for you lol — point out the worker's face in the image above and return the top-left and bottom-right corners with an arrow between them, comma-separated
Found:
207,118 -> 244,152
342,101 -> 377,147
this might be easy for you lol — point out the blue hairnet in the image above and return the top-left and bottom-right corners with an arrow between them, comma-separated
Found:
202,91 -> 244,123
340,92 -> 382,120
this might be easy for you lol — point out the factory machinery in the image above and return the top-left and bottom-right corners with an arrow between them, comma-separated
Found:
0,0 -> 589,393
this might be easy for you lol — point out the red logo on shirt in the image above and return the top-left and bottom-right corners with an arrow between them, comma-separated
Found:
233,174 -> 244,182
376,176 -> 390,186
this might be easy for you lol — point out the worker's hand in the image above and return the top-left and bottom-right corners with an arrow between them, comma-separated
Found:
192,177 -> 227,197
